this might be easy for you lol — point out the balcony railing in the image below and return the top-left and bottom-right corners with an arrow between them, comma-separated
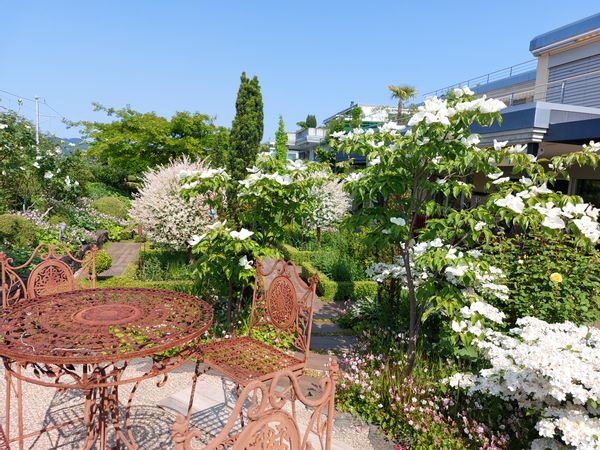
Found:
422,60 -> 537,99
495,68 -> 600,108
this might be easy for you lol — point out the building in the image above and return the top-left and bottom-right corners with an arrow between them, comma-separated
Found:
425,13 -> 600,206
285,103 -> 397,161
286,127 -> 327,161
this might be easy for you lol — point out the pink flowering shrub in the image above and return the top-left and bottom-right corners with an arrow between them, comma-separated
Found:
336,330 -> 537,449
130,157 -> 215,249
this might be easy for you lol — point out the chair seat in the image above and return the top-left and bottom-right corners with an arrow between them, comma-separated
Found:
199,336 -> 305,387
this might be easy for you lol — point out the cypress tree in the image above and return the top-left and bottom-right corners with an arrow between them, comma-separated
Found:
228,72 -> 264,181
275,115 -> 288,161
305,114 -> 317,128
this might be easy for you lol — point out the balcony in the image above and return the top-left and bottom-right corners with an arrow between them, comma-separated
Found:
287,127 -> 326,149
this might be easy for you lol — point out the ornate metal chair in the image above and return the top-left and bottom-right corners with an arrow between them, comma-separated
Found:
0,424 -> 7,450
1,243 -> 97,449
173,360 -> 339,450
199,258 -> 319,388
0,243 -> 98,308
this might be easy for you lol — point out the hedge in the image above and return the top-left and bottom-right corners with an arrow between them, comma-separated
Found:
96,277 -> 194,293
280,244 -> 378,302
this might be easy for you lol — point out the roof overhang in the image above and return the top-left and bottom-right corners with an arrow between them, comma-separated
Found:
530,13 -> 600,56
471,101 -> 600,146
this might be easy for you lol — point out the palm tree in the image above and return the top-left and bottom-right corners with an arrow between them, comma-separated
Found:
388,85 -> 416,124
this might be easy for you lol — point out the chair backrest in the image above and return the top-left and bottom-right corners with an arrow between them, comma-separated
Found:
248,258 -> 318,361
0,243 -> 98,308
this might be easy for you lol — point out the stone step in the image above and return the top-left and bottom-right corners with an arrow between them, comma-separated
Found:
313,300 -> 348,320
310,335 -> 357,354
312,321 -> 347,335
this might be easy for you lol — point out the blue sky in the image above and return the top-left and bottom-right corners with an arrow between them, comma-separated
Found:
1,1 -> 599,140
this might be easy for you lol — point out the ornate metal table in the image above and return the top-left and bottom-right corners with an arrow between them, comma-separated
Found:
0,287 -> 213,450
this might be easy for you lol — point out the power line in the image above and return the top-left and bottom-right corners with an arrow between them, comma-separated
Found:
42,99 -> 67,120
0,89 -> 35,103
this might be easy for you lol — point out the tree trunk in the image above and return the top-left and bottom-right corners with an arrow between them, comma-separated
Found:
396,99 -> 403,125
316,226 -> 321,245
401,249 -> 419,377
226,280 -> 233,332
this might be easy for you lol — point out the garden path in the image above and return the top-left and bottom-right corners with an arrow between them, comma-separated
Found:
98,242 -> 141,277
309,298 -> 357,357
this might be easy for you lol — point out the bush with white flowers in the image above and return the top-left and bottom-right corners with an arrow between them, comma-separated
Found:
448,317 -> 600,450
330,87 -> 600,375
130,157 -> 219,249
307,179 -> 351,229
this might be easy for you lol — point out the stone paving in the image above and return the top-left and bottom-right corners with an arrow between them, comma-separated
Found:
0,361 -> 387,449
98,242 -> 141,277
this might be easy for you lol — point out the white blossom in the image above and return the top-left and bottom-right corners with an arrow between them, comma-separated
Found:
493,139 -> 508,150
494,193 -> 525,214
230,228 -> 253,241
238,255 -> 253,270
451,317 -> 600,450
390,217 -> 406,226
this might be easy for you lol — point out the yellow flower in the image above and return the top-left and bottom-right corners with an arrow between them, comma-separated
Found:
550,272 -> 563,284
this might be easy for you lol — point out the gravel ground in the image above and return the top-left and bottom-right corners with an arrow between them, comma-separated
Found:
0,360 -> 385,449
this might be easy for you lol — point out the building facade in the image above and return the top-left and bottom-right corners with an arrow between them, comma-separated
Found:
426,13 -> 600,206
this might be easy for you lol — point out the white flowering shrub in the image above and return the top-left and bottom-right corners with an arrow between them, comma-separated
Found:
182,151 -> 332,246
448,317 -> 600,450
130,157 -> 216,249
330,87 -> 600,374
307,179 -> 351,229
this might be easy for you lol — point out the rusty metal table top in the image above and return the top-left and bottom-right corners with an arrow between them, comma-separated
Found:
0,288 -> 213,365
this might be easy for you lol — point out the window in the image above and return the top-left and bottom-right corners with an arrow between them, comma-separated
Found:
576,179 -> 600,207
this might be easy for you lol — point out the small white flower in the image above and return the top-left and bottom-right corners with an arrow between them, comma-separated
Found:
474,221 -> 486,231
188,234 -> 205,246
390,217 -> 406,226
230,228 -> 254,241
487,171 -> 504,180
368,156 -> 381,166
238,255 -> 253,270
0,123 -> 8,130
44,171 -> 53,179
493,139 -> 508,150
492,177 -> 510,185
286,159 -> 307,171
495,194 -> 525,214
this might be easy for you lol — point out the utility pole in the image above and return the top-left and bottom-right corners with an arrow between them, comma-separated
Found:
34,95 -> 40,145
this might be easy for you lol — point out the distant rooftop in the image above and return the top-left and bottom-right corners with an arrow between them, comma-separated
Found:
529,13 -> 600,54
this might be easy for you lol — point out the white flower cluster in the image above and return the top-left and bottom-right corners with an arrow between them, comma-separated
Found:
343,171 -> 365,184
307,180 -> 352,228
188,221 -> 254,247
454,95 -> 507,114
460,299 -> 506,324
131,157 -> 214,249
407,89 -> 506,128
451,296 -> 506,339
238,168 -> 293,189
179,167 -> 230,190
367,239 -> 509,309
583,140 -> 600,153
495,188 -> 600,242
451,317 -> 600,450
